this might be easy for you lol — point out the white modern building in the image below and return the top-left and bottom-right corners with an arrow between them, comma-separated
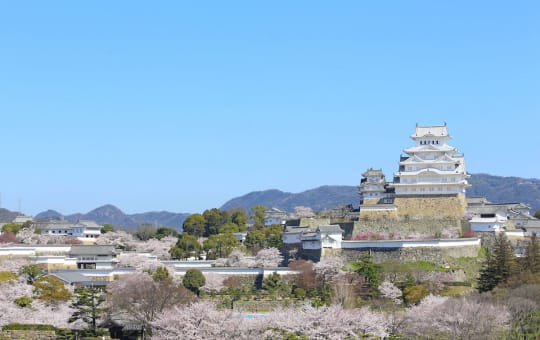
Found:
391,123 -> 470,196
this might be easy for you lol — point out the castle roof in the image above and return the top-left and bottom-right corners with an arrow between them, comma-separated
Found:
404,144 -> 457,154
411,124 -> 449,139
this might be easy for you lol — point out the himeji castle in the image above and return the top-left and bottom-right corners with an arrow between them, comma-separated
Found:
359,123 -> 470,220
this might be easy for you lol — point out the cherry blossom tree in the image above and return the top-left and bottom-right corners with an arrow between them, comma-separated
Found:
214,249 -> 255,267
378,280 -> 403,304
133,236 -> 178,260
200,272 -> 226,293
293,206 -> 315,218
401,294 -> 511,339
95,230 -> 137,250
116,252 -> 160,272
153,301 -> 390,339
106,272 -> 194,335
314,256 -> 343,287
153,301 -> 242,339
254,247 -> 283,267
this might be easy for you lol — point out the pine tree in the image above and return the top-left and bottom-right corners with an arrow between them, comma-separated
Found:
69,286 -> 107,336
477,233 -> 517,292
523,232 -> 540,272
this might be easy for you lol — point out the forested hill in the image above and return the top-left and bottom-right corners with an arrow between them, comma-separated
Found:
220,174 -> 540,213
34,204 -> 190,230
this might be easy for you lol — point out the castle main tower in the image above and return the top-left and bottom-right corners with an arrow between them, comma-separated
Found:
390,123 -> 470,218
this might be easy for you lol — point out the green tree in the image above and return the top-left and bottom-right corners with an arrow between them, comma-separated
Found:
182,213 -> 206,238
182,269 -> 206,296
251,205 -> 267,228
403,284 -> 429,305
245,229 -> 266,251
151,266 -> 172,283
135,224 -> 157,241
14,295 -> 33,308
218,222 -> 240,234
19,264 -> 44,284
1,222 -> 22,235
101,224 -> 114,234
203,208 -> 230,236
203,233 -> 239,259
522,232 -> 540,274
33,276 -> 72,302
230,211 -> 248,231
262,272 -> 290,297
352,255 -> 381,289
169,234 -> 201,260
534,209 -> 540,219
69,286 -> 107,336
478,233 -> 517,292
154,226 -> 179,239
244,224 -> 283,253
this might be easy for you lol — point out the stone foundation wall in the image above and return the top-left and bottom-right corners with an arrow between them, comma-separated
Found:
394,194 -> 467,219
359,209 -> 398,220
337,244 -> 480,265
352,218 -> 465,239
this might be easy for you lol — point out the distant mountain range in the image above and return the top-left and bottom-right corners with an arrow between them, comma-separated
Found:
2,173 -> 537,229
34,204 -> 190,230
221,174 -> 540,213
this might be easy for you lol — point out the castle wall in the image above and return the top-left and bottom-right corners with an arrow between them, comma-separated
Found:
394,194 -> 467,219
329,243 -> 479,265
352,218 -> 465,239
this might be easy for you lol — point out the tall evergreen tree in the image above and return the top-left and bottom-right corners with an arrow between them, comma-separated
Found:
69,286 -> 107,335
478,233 -> 517,292
522,232 -> 540,274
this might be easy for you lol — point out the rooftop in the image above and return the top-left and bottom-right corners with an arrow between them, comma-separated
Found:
411,124 -> 449,139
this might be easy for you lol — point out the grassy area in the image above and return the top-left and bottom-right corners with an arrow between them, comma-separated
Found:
0,271 -> 18,282
379,260 -> 449,273
439,285 -> 475,297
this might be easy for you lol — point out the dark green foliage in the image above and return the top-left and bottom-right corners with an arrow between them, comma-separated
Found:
182,213 -> 206,237
535,209 -> 540,219
352,256 -> 381,289
14,295 -> 32,307
244,224 -> 283,253
478,233 -> 517,292
203,208 -> 231,236
19,264 -> 44,284
69,286 -> 107,336
1,222 -> 22,234
261,272 -> 291,298
154,226 -> 179,239
522,233 -> 540,274
151,266 -> 172,283
251,205 -> 267,228
101,223 -> 114,233
231,211 -> 248,229
203,233 -> 239,259
183,269 -> 206,296
169,233 -> 201,260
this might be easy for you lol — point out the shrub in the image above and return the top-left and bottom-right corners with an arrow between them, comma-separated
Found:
0,232 -> 18,243
0,271 -> 18,282
403,285 -> 429,305
14,295 -> 33,307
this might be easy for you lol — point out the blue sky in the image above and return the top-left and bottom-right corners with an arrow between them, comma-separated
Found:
0,1 -> 538,215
